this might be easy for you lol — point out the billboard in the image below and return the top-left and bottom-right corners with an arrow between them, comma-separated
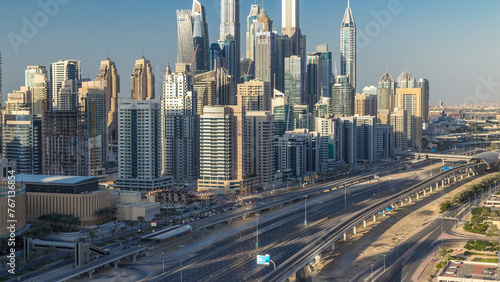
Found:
257,254 -> 270,265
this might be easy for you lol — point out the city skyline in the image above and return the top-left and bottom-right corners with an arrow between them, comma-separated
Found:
0,0 -> 499,105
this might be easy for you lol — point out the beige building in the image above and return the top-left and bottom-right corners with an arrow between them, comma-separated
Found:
395,88 -> 423,149
0,181 -> 27,236
377,109 -> 390,125
110,190 -> 160,222
354,93 -> 377,116
390,108 -> 408,151
237,79 -> 271,111
27,189 -> 110,226
131,56 -> 155,100
96,57 -> 120,147
193,71 -> 216,115
5,87 -> 31,114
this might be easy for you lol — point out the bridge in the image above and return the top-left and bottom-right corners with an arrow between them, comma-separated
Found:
397,151 -> 500,169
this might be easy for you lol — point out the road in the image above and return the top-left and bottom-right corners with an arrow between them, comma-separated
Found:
147,164 -> 437,281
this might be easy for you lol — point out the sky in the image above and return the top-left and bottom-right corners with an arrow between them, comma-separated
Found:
0,0 -> 499,105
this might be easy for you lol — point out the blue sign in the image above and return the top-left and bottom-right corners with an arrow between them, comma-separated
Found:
443,167 -> 454,171
431,149 -> 437,153
257,254 -> 270,265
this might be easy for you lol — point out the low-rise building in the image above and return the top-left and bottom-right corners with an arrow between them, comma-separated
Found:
0,180 -> 27,236
110,190 -> 160,222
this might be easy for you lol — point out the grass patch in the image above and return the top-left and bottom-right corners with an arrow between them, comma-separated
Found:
472,257 -> 499,263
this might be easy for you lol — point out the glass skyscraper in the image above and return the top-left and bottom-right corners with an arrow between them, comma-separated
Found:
340,1 -> 356,90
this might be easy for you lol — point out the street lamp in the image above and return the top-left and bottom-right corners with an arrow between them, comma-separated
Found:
161,252 -> 165,274
383,254 -> 386,271
256,213 -> 260,249
304,196 -> 308,227
179,244 -> 185,282
371,263 -> 374,282
344,183 -> 347,209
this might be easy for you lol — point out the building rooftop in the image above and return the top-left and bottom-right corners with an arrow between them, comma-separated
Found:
15,174 -> 98,185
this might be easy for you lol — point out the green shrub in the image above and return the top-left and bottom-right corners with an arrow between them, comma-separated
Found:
436,261 -> 446,268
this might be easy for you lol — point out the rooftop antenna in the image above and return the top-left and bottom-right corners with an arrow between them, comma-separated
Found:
348,0 -> 350,8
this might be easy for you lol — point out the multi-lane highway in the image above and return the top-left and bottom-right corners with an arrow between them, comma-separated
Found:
147,163 -> 443,281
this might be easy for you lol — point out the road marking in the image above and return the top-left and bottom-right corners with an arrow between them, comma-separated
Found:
402,272 -> 409,281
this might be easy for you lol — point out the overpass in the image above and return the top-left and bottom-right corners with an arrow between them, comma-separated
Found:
260,163 -> 487,282
397,151 -> 500,169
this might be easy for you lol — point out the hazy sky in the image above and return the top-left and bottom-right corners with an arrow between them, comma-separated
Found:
1,0 -> 499,105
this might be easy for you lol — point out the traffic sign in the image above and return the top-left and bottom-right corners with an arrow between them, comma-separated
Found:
257,254 -> 270,265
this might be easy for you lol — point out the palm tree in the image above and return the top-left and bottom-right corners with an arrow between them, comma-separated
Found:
126,221 -> 137,232
137,216 -> 146,230
481,209 -> 490,220
120,226 -> 127,237
28,251 -> 38,268
42,248 -> 51,265
78,237 -> 87,244
154,214 -> 162,224
88,231 -> 97,245
486,229 -> 496,243
110,228 -> 117,240
436,246 -> 449,261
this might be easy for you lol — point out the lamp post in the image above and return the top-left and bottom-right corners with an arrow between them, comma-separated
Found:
371,263 -> 374,282
179,244 -> 185,282
161,252 -> 165,274
344,183 -> 347,209
383,254 -> 386,271
256,213 -> 260,249
304,196 -> 308,227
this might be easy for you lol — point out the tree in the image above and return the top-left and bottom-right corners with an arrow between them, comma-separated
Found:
120,226 -> 127,237
88,231 -> 97,245
137,216 -> 146,230
126,221 -> 137,232
78,237 -> 87,244
436,246 -> 449,261
42,248 -> 51,265
28,251 -> 38,267
481,209 -> 490,220
110,228 -> 117,240
154,214 -> 162,224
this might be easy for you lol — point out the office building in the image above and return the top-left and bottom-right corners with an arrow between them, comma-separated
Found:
193,0 -> 210,72
118,97 -> 172,191
2,112 -> 42,174
417,78 -> 430,122
0,51 -> 2,105
282,0 -> 305,58
198,106 -> 258,195
254,9 -> 276,88
0,159 -> 16,178
396,70 -> 423,149
375,124 -> 394,160
332,75 -> 355,117
220,0 -> 240,81
390,108 -> 408,151
246,111 -> 277,189
57,79 -> 90,111
275,35 -> 293,93
193,71 -> 216,115
237,79 -> 271,111
377,109 -> 390,125
313,97 -> 333,118
25,66 -> 48,116
306,52 -> 323,110
50,60 -> 81,110
177,9 -> 195,65
5,87 -> 31,114
355,93 -> 377,116
161,63 -> 199,182
316,44 -> 333,98
96,57 -> 120,148
246,3 -> 260,61
340,1 -> 356,89
78,80 -> 108,171
339,116 -> 357,165
209,43 -> 222,71
377,72 -> 396,114
218,35 -> 238,81
315,116 -> 343,165
284,55 -> 305,105
131,56 -> 155,100
42,109 -> 89,176
0,181 -> 26,236
355,115 -> 376,163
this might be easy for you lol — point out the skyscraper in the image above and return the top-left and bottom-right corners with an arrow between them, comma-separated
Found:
417,78 -> 430,122
25,66 -> 48,116
96,57 -> 120,148
50,60 -> 81,109
254,9 -> 276,89
332,75 -> 355,117
340,1 -> 356,90
193,0 -> 210,71
220,0 -> 240,81
131,56 -> 155,100
177,9 -> 195,65
284,55 -> 305,105
377,72 -> 395,114
161,63 -> 199,182
237,79 -> 271,111
275,35 -> 293,93
396,70 -> 422,149
316,44 -> 333,98
282,0 -> 305,58
0,51 -> 2,105
306,52 -> 323,110
354,93 -> 377,116
246,3 -> 260,61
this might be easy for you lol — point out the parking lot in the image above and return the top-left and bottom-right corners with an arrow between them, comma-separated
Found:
440,261 -> 499,281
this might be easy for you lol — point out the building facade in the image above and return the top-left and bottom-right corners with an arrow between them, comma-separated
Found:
340,1 -> 356,90
131,56 -> 155,100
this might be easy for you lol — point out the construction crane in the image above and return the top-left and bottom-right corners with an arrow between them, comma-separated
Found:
190,44 -> 200,66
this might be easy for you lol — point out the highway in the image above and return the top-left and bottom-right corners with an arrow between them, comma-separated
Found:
147,163 -> 441,281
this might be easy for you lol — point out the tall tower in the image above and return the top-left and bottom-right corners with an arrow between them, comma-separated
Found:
161,63 -> 199,182
377,72 -> 395,114
246,3 -> 260,61
193,0 -> 210,71
50,60 -> 81,109
25,66 -> 48,116
340,0 -> 356,90
177,9 -> 195,65
131,56 -> 155,100
220,0 -> 240,82
96,57 -> 120,148
254,9 -> 276,89
282,0 -> 303,57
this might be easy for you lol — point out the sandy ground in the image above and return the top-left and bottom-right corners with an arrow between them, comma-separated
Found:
312,172 -> 495,281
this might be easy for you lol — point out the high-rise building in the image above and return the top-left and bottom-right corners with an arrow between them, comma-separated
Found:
50,60 -> 81,109
417,78 -> 430,122
284,55 -> 305,105
79,80 -> 108,170
117,97 -> 172,191
5,87 -> 31,114
377,72 -> 395,114
246,111 -> 276,189
161,63 -> 199,182
316,44 -> 333,98
220,0 -> 240,82
254,9 -> 276,89
193,71 -> 216,115
209,43 -> 222,71
57,79 -> 90,111
2,111 -> 42,174
218,35 -> 238,81
375,124 -> 394,160
193,0 -> 210,72
340,1 -> 356,90
246,3 -> 260,61
339,116 -> 357,165
237,79 -> 271,111
25,66 -> 48,116
355,115 -> 376,163
306,52 -> 323,110
0,51 -> 2,105
396,70 -> 423,149
42,109 -> 89,176
282,0 -> 305,58
131,56 -> 155,100
177,9 -> 195,65
197,106 -> 259,195
354,93 -> 377,116
315,116 -> 343,164
96,57 -> 120,148
275,35 -> 293,93
332,75 -> 355,117
390,108 -> 408,151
